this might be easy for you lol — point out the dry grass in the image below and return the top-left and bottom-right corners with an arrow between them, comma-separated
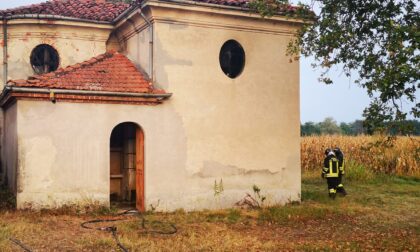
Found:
301,135 -> 420,176
0,136 -> 419,251
1,172 -> 419,251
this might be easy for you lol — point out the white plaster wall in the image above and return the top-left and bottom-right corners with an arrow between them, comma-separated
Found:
16,93 -> 299,210
149,7 -> 301,209
15,100 -> 188,209
119,14 -> 152,78
2,20 -> 112,87
125,28 -> 151,78
2,103 -> 18,194
13,6 -> 302,211
0,20 -> 113,192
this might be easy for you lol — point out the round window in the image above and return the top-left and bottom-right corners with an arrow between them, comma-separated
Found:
219,40 -> 245,78
30,44 -> 59,74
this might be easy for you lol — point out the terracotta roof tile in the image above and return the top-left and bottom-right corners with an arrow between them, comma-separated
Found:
8,51 -> 165,94
190,0 -> 249,7
135,0 -> 300,12
0,0 -> 130,22
1,0 -> 306,22
188,0 -> 302,13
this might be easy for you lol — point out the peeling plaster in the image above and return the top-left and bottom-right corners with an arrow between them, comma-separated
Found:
193,160 -> 279,178
21,136 -> 56,192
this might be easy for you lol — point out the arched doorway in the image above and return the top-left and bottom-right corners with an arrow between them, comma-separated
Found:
110,122 -> 144,212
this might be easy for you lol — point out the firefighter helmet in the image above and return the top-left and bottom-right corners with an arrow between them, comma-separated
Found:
324,148 -> 335,156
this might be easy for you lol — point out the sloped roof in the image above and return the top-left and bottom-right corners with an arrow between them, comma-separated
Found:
191,0 -> 253,7
0,0 -> 130,22
151,0 -> 302,13
0,0 -> 305,23
153,0 -> 250,7
193,0 -> 307,16
8,51 -> 165,94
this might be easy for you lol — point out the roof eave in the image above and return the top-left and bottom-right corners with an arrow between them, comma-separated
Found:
0,13 -> 114,25
3,85 -> 171,98
0,85 -> 172,107
139,0 -> 310,24
113,4 -> 139,24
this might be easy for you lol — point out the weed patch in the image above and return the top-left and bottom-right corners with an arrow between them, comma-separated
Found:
345,161 -> 376,181
227,209 -> 241,223
301,189 -> 325,202
0,224 -> 11,243
205,211 -> 227,222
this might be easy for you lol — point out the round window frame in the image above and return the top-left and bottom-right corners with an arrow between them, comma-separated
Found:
30,44 -> 60,75
219,40 -> 245,79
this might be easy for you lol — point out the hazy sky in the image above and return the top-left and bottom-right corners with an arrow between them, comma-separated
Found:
0,0 -> 389,123
0,0 -> 46,9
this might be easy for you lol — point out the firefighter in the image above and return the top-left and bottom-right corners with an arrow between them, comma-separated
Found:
333,147 -> 347,196
322,148 -> 340,198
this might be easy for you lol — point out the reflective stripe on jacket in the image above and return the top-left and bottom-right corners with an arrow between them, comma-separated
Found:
323,157 -> 339,178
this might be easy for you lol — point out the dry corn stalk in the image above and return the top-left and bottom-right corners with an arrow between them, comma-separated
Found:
301,135 -> 420,176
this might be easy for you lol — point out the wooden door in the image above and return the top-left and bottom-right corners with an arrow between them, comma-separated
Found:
110,149 -> 123,199
135,127 -> 145,212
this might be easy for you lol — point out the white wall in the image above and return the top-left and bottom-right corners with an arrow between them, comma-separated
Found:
11,4 -> 302,210
150,5 -> 302,209
0,20 -> 112,88
16,100 -> 187,209
0,19 -> 112,193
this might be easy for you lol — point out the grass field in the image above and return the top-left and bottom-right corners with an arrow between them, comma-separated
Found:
1,170 -> 419,251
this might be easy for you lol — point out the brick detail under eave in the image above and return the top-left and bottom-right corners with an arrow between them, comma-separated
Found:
2,92 -> 164,107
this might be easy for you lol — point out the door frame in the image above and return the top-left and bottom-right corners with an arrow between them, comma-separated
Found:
135,126 -> 145,212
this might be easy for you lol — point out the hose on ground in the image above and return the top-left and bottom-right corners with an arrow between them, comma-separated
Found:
81,218 -> 129,252
9,237 -> 32,252
80,209 -> 177,252
9,209 -> 177,252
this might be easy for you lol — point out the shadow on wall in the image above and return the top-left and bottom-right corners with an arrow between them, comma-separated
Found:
153,31 -> 193,89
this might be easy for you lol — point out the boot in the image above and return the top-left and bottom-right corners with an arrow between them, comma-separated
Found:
337,184 -> 347,196
328,189 -> 336,199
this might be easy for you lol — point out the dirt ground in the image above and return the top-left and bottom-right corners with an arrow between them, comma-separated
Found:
0,174 -> 419,251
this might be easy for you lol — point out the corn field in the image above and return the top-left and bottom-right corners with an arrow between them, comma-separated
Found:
301,135 -> 420,176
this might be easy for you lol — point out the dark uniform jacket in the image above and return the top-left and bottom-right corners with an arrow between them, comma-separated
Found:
323,156 -> 340,178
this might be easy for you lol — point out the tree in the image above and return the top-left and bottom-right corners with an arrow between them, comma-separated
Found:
318,117 -> 341,135
350,120 -> 367,135
339,122 -> 352,135
386,119 -> 420,135
301,121 -> 321,135
302,118 -> 419,135
250,0 -> 419,132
